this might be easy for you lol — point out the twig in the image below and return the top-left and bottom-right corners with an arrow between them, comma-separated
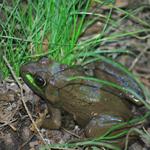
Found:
134,34 -> 150,40
19,135 -> 34,150
0,119 -> 17,128
129,48 -> 148,71
138,74 -> 150,79
61,127 -> 81,138
2,56 -> 49,147
135,67 -> 150,74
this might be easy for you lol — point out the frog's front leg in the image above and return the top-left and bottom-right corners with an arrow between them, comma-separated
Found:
42,103 -> 61,129
85,114 -> 124,138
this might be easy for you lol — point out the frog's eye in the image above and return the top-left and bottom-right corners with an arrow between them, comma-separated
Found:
34,75 -> 46,87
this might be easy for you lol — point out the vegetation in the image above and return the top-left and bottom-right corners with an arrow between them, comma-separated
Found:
0,0 -> 90,77
0,0 -> 150,149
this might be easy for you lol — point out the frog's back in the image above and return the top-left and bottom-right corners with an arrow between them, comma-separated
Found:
58,81 -> 133,127
84,61 -> 144,105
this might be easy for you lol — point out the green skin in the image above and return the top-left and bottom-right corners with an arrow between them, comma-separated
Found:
20,57 -> 144,137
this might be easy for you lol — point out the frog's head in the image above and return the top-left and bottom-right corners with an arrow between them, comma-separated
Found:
20,57 -> 68,101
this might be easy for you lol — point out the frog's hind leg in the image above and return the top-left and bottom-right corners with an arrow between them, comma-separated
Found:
85,114 -> 124,138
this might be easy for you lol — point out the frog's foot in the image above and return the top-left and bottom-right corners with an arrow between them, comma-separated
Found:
42,104 -> 61,129
30,108 -> 48,132
85,114 -> 124,138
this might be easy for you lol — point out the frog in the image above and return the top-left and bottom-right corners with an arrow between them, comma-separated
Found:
20,57 -> 144,138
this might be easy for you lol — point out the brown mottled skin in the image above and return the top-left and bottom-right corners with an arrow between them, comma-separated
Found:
20,57 -> 144,137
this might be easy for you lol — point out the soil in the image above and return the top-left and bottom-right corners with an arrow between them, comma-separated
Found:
0,1 -> 150,150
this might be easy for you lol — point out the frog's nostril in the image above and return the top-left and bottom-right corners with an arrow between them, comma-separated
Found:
20,65 -> 28,73
20,65 -> 26,77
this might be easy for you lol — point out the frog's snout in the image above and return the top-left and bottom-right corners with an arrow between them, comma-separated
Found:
20,64 -> 26,77
20,64 -> 27,73
20,63 -> 34,78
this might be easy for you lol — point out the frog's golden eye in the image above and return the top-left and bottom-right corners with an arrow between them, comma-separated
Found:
34,75 -> 46,87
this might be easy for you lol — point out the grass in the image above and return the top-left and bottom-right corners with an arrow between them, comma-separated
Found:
0,0 -> 90,77
1,0 -> 150,149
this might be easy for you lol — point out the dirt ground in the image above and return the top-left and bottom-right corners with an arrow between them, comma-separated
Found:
0,1 -> 150,150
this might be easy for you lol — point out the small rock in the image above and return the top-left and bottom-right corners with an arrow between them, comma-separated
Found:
129,142 -> 143,150
21,126 -> 32,142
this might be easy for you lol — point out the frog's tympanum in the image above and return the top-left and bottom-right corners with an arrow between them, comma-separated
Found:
20,57 -> 144,138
